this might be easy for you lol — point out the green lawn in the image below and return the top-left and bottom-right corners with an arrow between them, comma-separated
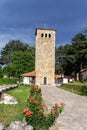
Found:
68,81 -> 87,86
0,85 -> 30,126
59,81 -> 87,97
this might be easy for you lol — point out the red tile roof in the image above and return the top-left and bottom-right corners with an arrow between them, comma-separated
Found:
21,71 -> 36,77
21,71 -> 74,80
21,71 -> 62,79
55,75 -> 62,79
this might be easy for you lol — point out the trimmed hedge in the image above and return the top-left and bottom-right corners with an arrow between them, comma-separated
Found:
0,78 -> 18,85
60,84 -> 87,93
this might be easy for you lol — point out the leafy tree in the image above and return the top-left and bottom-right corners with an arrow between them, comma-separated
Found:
56,31 -> 87,76
26,46 -> 35,57
0,40 -> 29,64
12,50 -> 35,77
3,49 -> 35,78
55,63 -> 63,74
72,33 -> 86,42
0,66 -> 3,78
0,39 -> 35,77
56,44 -> 75,75
3,65 -> 16,77
82,27 -> 87,38
71,32 -> 87,72
72,40 -> 87,72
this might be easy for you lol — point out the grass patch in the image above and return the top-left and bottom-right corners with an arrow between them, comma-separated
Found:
0,85 -> 30,126
68,81 -> 87,86
59,82 -> 87,97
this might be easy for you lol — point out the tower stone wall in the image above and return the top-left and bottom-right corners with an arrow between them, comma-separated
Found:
35,28 -> 56,85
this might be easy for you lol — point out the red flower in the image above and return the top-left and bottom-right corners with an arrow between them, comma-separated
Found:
60,102 -> 65,106
55,103 -> 59,108
34,100 -> 39,105
23,108 -> 28,113
51,109 -> 56,115
26,111 -> 32,116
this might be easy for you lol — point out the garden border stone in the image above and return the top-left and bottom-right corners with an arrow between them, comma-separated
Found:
0,121 -> 34,130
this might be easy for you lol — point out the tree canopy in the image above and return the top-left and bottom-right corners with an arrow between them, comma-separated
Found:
0,40 -> 35,77
0,66 -> 3,78
56,31 -> 87,76
12,51 -> 35,77
0,40 -> 29,64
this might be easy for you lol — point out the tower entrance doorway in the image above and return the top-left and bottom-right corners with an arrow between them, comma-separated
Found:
43,77 -> 47,85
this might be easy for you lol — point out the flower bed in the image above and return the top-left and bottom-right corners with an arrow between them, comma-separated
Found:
23,85 -> 65,130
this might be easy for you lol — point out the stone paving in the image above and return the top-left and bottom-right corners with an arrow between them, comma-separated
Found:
0,85 -> 18,104
40,85 -> 87,130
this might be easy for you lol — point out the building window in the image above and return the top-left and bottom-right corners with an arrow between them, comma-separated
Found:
29,77 -> 32,82
41,33 -> 44,37
45,33 -> 47,37
49,34 -> 51,38
41,33 -> 51,38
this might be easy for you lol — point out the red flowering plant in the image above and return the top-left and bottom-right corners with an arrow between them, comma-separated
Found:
23,85 -> 65,130
46,103 -> 65,127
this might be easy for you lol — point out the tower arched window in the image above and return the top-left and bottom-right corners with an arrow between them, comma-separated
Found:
45,33 -> 47,37
49,34 -> 51,38
41,33 -> 44,37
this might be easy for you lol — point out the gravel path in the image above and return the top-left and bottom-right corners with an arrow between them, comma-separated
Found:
40,85 -> 87,130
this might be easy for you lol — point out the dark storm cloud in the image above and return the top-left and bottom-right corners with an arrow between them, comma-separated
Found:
0,0 -> 87,49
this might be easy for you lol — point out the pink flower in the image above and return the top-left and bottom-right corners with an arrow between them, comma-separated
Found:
23,108 -> 28,113
51,109 -> 56,115
60,102 -> 65,106
55,103 -> 59,108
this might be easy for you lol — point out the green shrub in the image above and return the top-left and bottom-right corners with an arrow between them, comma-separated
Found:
23,85 -> 65,130
60,84 -> 87,94
0,78 -> 18,85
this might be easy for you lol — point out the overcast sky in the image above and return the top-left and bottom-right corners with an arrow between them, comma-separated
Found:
0,0 -> 87,50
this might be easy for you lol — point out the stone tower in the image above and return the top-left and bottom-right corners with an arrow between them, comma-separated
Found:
35,28 -> 56,85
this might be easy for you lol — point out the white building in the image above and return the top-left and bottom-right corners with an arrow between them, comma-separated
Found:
21,71 -> 36,85
21,71 -> 74,85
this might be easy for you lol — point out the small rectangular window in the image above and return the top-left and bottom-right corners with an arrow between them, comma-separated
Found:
49,34 -> 51,38
41,33 -> 44,37
45,33 -> 47,37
